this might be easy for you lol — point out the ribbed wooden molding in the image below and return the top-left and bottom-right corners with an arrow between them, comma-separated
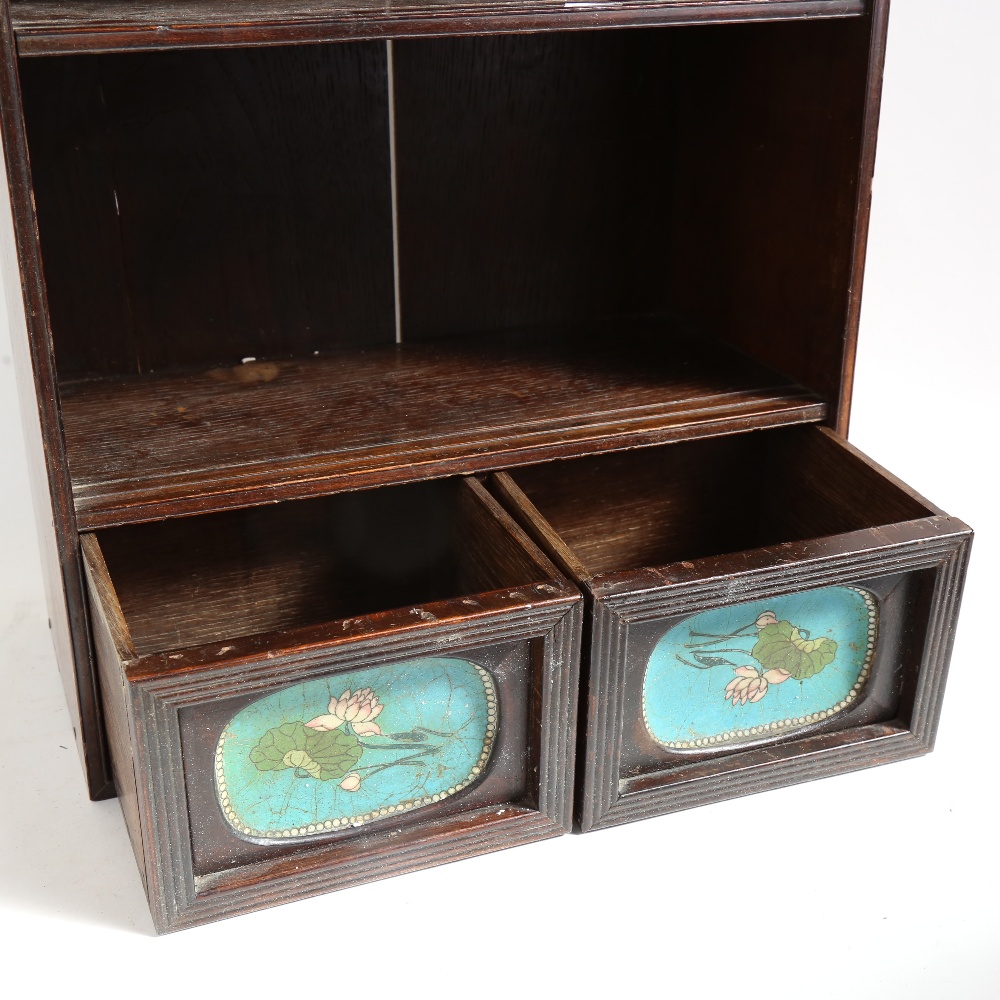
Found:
13,0 -> 866,56
579,518 -> 972,831
132,601 -> 581,931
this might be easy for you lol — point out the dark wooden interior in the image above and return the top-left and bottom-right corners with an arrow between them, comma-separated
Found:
17,21 -> 870,531
19,43 -> 396,376
505,426 -> 937,577
94,478 -> 552,656
395,21 -> 868,411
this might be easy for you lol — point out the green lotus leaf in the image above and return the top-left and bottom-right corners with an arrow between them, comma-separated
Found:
249,721 -> 309,771
303,727 -> 364,781
752,621 -> 838,680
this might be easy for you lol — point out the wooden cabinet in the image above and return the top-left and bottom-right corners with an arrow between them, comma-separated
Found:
0,0 -> 970,930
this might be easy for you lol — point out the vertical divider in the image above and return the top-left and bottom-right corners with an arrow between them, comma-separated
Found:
387,38 -> 402,344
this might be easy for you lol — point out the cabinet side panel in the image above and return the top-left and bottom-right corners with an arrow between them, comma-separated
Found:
666,17 -> 872,411
85,570 -> 148,889
0,0 -> 112,797
837,0 -> 891,433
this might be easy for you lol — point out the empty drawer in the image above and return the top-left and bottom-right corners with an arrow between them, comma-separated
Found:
83,476 -> 582,931
490,425 -> 971,831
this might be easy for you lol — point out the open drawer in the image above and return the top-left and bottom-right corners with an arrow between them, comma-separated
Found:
490,426 -> 972,831
82,477 -> 581,931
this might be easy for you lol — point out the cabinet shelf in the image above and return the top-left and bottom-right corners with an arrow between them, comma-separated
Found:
59,324 -> 826,529
11,0 -> 865,56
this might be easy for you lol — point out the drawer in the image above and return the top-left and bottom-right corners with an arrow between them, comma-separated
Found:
82,477 -> 582,932
490,426 -> 972,831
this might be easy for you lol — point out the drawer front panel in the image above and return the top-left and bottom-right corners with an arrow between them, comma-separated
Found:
582,525 -> 971,830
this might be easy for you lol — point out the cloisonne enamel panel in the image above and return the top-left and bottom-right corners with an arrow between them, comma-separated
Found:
216,656 -> 499,841
642,586 -> 877,750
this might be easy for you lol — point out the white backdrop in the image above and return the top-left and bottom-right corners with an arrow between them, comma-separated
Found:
1,2 -> 997,995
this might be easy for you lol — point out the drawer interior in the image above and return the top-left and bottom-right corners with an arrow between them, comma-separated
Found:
92,477 -> 554,656
499,426 -> 938,578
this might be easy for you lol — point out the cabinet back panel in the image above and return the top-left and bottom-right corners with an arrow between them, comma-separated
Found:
20,42 -> 396,377
394,20 -> 868,411
394,30 -> 675,339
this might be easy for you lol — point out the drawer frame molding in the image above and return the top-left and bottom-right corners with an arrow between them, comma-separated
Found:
82,506 -> 583,931
578,517 -> 971,831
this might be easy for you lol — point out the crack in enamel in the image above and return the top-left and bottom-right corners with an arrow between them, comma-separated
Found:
215,659 -> 498,841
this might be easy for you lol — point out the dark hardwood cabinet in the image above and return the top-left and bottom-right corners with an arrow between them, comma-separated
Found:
0,0 -> 970,930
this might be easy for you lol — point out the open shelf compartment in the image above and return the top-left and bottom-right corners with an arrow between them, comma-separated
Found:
18,22 -> 871,528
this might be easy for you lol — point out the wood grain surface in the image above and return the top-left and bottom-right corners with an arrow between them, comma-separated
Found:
94,477 -> 557,655
11,0 -> 866,56
60,325 -> 826,529
20,43 -> 395,377
661,16 -> 871,428
394,30 -> 676,341
499,425 -> 935,577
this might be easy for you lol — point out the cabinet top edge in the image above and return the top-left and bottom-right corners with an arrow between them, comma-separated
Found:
11,0 -> 867,57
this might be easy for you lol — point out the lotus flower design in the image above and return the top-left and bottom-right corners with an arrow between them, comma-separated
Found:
675,606 -> 837,709
306,687 -> 384,736
249,684 -> 472,798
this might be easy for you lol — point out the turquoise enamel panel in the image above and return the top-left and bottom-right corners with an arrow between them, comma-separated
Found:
215,657 -> 498,841
642,587 -> 878,750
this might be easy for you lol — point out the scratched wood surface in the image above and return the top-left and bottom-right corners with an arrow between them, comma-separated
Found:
93,477 -> 553,655
59,325 -> 826,529
10,0 -> 866,55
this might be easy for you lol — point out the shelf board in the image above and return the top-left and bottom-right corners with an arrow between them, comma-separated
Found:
12,0 -> 866,56
60,325 -> 828,530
